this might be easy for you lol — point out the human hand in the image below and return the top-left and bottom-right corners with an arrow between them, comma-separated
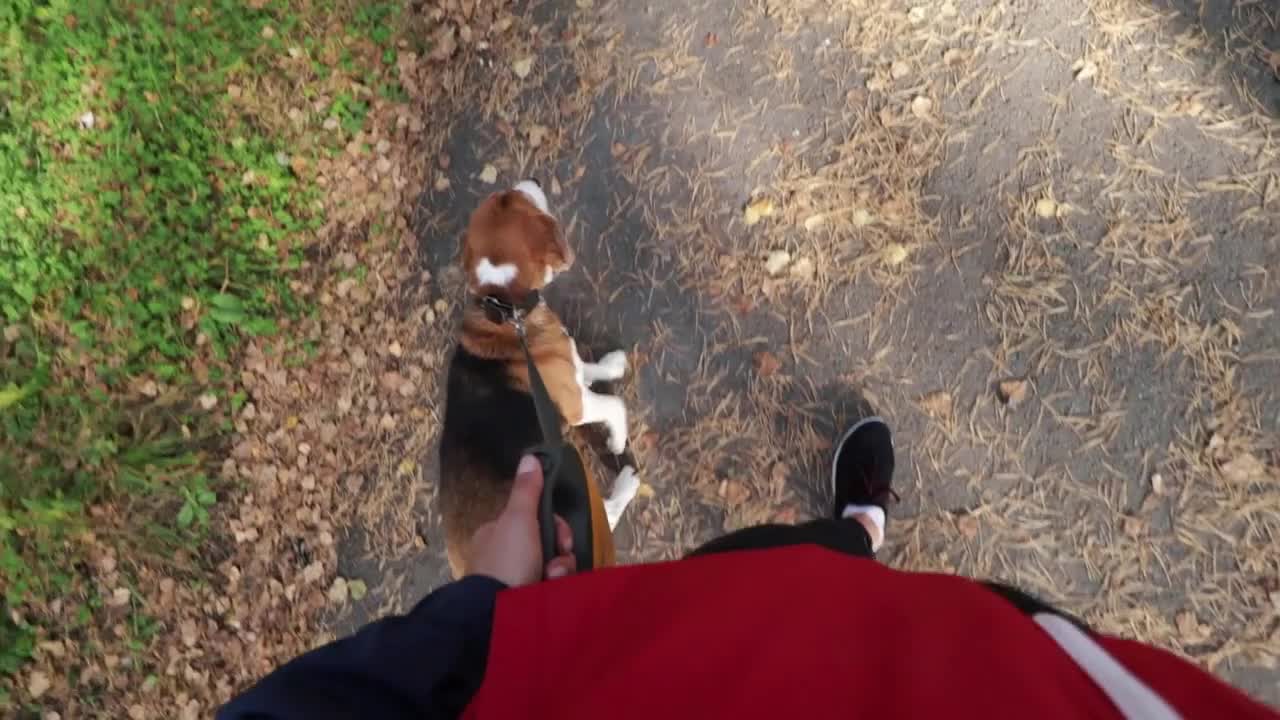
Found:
468,454 -> 577,587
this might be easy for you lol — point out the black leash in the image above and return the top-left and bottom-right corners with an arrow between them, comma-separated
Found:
479,293 -> 595,574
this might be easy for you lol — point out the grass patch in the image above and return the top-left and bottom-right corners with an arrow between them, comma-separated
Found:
0,0 -> 332,685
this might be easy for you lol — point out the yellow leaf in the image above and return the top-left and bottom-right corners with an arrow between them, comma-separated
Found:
881,243 -> 909,266
0,384 -> 29,409
743,197 -> 775,226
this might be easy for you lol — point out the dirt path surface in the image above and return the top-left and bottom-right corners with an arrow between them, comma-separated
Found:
339,0 -> 1279,702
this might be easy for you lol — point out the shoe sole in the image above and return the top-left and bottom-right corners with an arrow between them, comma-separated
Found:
829,415 -> 891,497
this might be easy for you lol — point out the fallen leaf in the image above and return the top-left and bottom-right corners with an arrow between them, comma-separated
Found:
512,56 -> 534,79
789,256 -> 815,281
328,577 -> 348,604
943,48 -> 967,66
526,124 -> 549,147
803,214 -> 826,231
197,393 -> 217,410
430,26 -> 457,61
1073,58 -> 1098,82
478,164 -> 498,184
1176,611 -> 1207,641
754,351 -> 782,377
881,243 -> 909,266
910,95 -> 934,119
348,579 -> 368,601
28,670 -> 51,699
1221,452 -> 1266,484
110,587 -> 131,606
996,377 -> 1029,407
919,390 -> 952,418
298,564 -> 324,589
764,250 -> 792,276
1033,197 -> 1058,218
743,197 -> 775,226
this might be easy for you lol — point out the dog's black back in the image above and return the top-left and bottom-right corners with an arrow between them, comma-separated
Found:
438,344 -> 542,520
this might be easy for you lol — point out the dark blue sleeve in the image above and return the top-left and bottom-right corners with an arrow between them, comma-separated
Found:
218,576 -> 506,720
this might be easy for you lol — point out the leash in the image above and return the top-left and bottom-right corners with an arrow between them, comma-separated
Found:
479,293 -> 596,574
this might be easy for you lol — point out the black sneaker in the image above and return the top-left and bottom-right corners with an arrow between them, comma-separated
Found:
830,416 -> 897,520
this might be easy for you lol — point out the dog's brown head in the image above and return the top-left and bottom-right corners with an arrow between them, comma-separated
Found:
462,180 -> 572,301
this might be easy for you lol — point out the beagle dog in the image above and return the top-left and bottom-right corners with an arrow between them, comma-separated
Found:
438,180 -> 640,578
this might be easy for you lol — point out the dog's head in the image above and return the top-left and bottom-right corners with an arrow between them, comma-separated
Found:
462,180 -> 572,300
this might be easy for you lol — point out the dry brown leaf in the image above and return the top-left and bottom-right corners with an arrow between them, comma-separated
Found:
789,256 -> 815,281
744,197 -> 775,226
881,243 -> 909,266
910,96 -> 934,119
28,670 -> 51,699
764,250 -> 792,276
919,390 -> 952,418
754,351 -> 782,377
1221,452 -> 1266,484
328,577 -> 349,604
996,377 -> 1029,407
1034,198 -> 1058,219
1073,58 -> 1098,82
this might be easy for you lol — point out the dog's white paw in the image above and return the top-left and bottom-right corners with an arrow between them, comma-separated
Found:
607,430 -> 627,456
605,466 -> 641,530
589,350 -> 628,383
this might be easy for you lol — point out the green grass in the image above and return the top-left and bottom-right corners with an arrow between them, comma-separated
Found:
0,0 -> 332,686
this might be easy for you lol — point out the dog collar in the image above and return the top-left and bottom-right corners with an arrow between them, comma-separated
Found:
476,289 -> 542,327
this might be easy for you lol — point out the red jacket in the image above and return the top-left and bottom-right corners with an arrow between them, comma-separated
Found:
222,545 -> 1276,719
467,546 -> 1273,719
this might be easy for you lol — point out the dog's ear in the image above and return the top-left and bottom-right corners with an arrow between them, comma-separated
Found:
528,211 -> 573,276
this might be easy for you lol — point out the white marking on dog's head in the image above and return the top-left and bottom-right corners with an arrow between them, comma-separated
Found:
513,180 -> 549,214
475,257 -> 518,287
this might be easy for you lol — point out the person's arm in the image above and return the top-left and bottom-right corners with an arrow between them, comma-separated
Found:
218,455 -> 576,720
217,575 -> 506,720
